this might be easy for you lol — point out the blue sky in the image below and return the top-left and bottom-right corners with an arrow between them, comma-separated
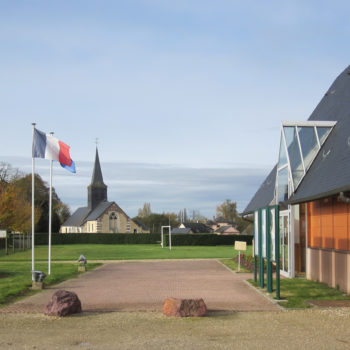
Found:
1,1 -> 350,218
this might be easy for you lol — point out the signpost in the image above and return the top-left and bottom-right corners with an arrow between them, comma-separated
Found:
234,241 -> 247,272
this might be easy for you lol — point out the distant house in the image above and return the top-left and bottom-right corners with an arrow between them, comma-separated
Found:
207,217 -> 239,234
60,148 -> 149,234
172,227 -> 193,234
179,222 -> 213,233
215,225 -> 240,235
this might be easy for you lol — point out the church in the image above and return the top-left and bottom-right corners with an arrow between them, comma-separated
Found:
60,148 -> 149,234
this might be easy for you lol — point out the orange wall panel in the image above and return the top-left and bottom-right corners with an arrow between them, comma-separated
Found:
309,201 -> 321,248
333,201 -> 348,250
308,197 -> 350,251
320,199 -> 334,249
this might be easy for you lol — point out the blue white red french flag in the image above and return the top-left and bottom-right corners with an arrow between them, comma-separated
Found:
32,128 -> 76,173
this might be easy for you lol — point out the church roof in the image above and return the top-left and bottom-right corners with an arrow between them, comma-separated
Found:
61,206 -> 90,227
84,201 -> 114,221
91,147 -> 105,186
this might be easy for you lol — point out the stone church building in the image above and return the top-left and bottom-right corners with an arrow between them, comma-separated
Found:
60,149 -> 149,234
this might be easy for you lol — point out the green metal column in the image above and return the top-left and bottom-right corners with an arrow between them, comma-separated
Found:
266,208 -> 272,293
254,256 -> 257,282
258,209 -> 264,288
253,211 -> 257,283
275,206 -> 280,300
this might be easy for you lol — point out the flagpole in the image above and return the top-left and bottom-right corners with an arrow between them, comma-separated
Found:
31,123 -> 36,280
48,132 -> 53,275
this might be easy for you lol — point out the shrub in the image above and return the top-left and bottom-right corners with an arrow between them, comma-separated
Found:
32,233 -> 253,246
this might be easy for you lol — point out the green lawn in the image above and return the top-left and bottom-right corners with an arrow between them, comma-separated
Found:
249,278 -> 350,309
220,258 -> 251,273
0,244 -> 252,261
0,261 -> 101,307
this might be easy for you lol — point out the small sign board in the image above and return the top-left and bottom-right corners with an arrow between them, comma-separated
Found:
0,230 -> 6,238
234,241 -> 247,251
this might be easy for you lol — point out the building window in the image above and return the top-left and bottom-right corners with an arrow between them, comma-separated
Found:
109,212 -> 118,233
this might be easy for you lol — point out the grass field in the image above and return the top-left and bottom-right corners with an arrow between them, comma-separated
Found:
0,261 -> 101,306
248,278 -> 350,309
0,244 -> 252,261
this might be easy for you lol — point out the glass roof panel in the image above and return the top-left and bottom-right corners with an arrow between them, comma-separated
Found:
298,126 -> 319,171
276,121 -> 335,203
317,127 -> 332,145
283,126 -> 303,188
277,167 -> 289,203
278,133 -> 287,168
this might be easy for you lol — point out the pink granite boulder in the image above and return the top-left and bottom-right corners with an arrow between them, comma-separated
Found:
45,290 -> 82,317
162,298 -> 207,317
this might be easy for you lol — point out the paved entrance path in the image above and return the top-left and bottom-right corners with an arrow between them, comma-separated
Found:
2,260 -> 279,313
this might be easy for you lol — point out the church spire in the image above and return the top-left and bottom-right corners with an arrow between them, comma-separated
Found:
91,147 -> 105,185
88,147 -> 107,210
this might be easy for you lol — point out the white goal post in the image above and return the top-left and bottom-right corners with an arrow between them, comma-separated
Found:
161,226 -> 172,250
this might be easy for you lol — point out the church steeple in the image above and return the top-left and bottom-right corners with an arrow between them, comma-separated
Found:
88,147 -> 107,210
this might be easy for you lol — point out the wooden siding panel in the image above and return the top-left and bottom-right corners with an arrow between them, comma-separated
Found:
320,199 -> 334,249
309,201 -> 322,248
334,201 -> 348,250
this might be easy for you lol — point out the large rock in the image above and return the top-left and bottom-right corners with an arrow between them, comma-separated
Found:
162,298 -> 207,317
45,290 -> 82,317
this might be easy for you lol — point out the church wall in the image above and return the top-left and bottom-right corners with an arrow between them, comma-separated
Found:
100,209 -> 130,233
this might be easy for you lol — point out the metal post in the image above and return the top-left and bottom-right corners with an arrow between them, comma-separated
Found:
31,123 -> 36,279
275,205 -> 280,300
266,208 -> 272,293
48,135 -> 53,275
254,255 -> 257,282
258,209 -> 264,288
169,227 -> 172,250
238,251 -> 241,272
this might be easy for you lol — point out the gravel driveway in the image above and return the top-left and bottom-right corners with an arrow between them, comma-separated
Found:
1,259 -> 278,313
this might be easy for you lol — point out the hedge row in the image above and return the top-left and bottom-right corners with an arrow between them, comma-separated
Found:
32,233 -> 253,246
34,233 -> 161,245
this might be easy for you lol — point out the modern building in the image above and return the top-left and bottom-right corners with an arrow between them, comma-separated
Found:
60,148 -> 149,234
243,66 -> 350,293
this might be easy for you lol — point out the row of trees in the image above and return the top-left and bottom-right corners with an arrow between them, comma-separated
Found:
0,163 -> 70,233
134,199 -> 252,234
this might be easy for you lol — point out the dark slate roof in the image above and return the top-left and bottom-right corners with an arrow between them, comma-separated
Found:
132,219 -> 149,231
182,222 -> 212,233
61,207 -> 90,227
289,66 -> 350,204
215,225 -> 238,233
172,228 -> 192,234
62,201 -> 133,228
84,201 -> 113,222
243,65 -> 350,213
91,148 -> 105,186
242,166 -> 277,214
